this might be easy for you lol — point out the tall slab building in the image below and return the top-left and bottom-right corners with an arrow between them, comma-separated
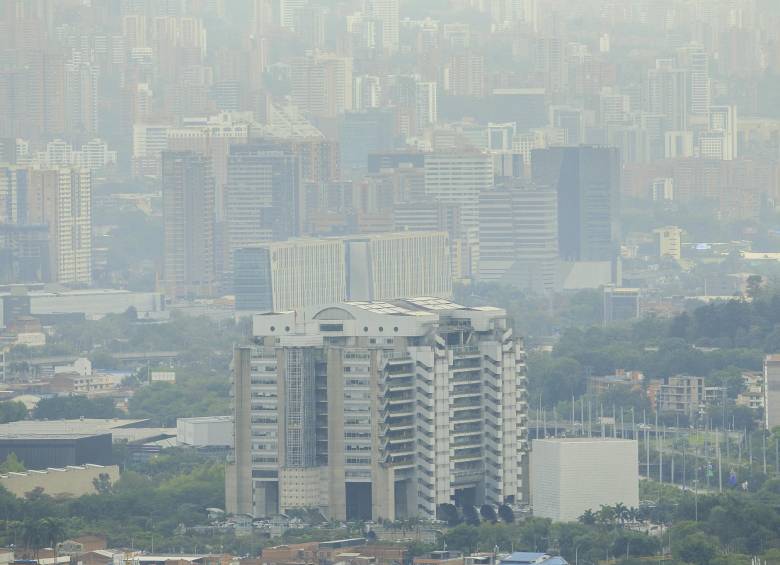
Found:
531,146 -> 620,263
227,298 -> 528,521
161,151 -> 215,299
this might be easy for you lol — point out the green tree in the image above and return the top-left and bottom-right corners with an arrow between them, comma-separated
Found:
579,509 -> 596,525
92,473 -> 113,494
497,504 -> 514,523
462,505 -> 480,526
443,524 -> 480,553
436,503 -> 460,526
479,504 -> 497,523
0,452 -> 26,473
673,532 -> 718,565
0,400 -> 27,423
32,396 -> 120,420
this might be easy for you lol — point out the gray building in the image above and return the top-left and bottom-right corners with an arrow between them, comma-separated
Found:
225,143 -> 302,272
531,146 -> 620,264
162,151 -> 216,300
233,232 -> 451,314
478,182 -> 558,292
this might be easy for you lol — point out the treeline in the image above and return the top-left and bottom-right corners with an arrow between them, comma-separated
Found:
527,292 -> 780,408
434,480 -> 780,565
0,454 -> 225,552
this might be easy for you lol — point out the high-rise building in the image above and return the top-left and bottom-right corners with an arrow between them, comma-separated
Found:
478,182 -> 558,291
225,143 -> 301,272
290,53 -> 353,118
64,51 -> 100,139
161,151 -> 215,299
339,109 -> 395,171
646,59 -> 688,132
678,44 -> 711,118
280,0 -> 307,30
415,81 -> 438,130
424,153 -> 494,235
0,166 -> 29,224
27,168 -> 92,286
704,105 -> 738,160
233,232 -> 452,313
234,239 -> 346,313
364,0 -> 399,53
531,146 -> 620,263
448,52 -> 485,98
227,298 -> 528,520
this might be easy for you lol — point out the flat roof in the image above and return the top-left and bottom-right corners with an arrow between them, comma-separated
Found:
0,419 -> 174,444
532,437 -> 637,444
0,432 -> 109,441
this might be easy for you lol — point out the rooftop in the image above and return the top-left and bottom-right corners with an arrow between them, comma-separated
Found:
0,419 -> 175,444
500,553 -> 568,565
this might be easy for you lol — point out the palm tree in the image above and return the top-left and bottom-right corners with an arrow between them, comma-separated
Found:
40,518 -> 65,550
596,505 -> 616,527
578,509 -> 596,525
613,503 -> 629,526
21,519 -> 44,559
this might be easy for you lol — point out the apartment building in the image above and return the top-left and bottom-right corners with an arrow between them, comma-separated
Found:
226,298 -> 528,521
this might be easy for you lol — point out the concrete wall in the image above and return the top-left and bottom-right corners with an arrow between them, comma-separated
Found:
0,464 -> 119,498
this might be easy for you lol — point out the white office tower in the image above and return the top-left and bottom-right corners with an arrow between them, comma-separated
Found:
280,0 -> 307,30
55,168 -> 92,286
227,298 -> 529,521
424,153 -> 494,235
705,105 -> 738,160
678,44 -> 711,118
364,0 -> 399,53
531,438 -> 639,523
233,232 -> 452,314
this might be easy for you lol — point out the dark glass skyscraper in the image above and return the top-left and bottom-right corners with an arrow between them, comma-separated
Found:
531,146 -> 620,262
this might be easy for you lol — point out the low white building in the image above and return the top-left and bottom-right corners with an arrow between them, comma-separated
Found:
177,416 -> 233,448
530,438 -> 639,522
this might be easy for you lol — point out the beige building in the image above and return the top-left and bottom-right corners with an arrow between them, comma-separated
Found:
653,226 -> 682,261
0,464 -> 119,498
28,167 -> 93,285
736,371 -> 764,411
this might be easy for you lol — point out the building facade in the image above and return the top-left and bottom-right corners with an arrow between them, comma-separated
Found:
233,232 -> 451,314
530,438 -> 639,523
531,146 -> 620,263
764,355 -> 780,430
478,182 -> 558,292
227,298 -> 528,521
161,151 -> 215,299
